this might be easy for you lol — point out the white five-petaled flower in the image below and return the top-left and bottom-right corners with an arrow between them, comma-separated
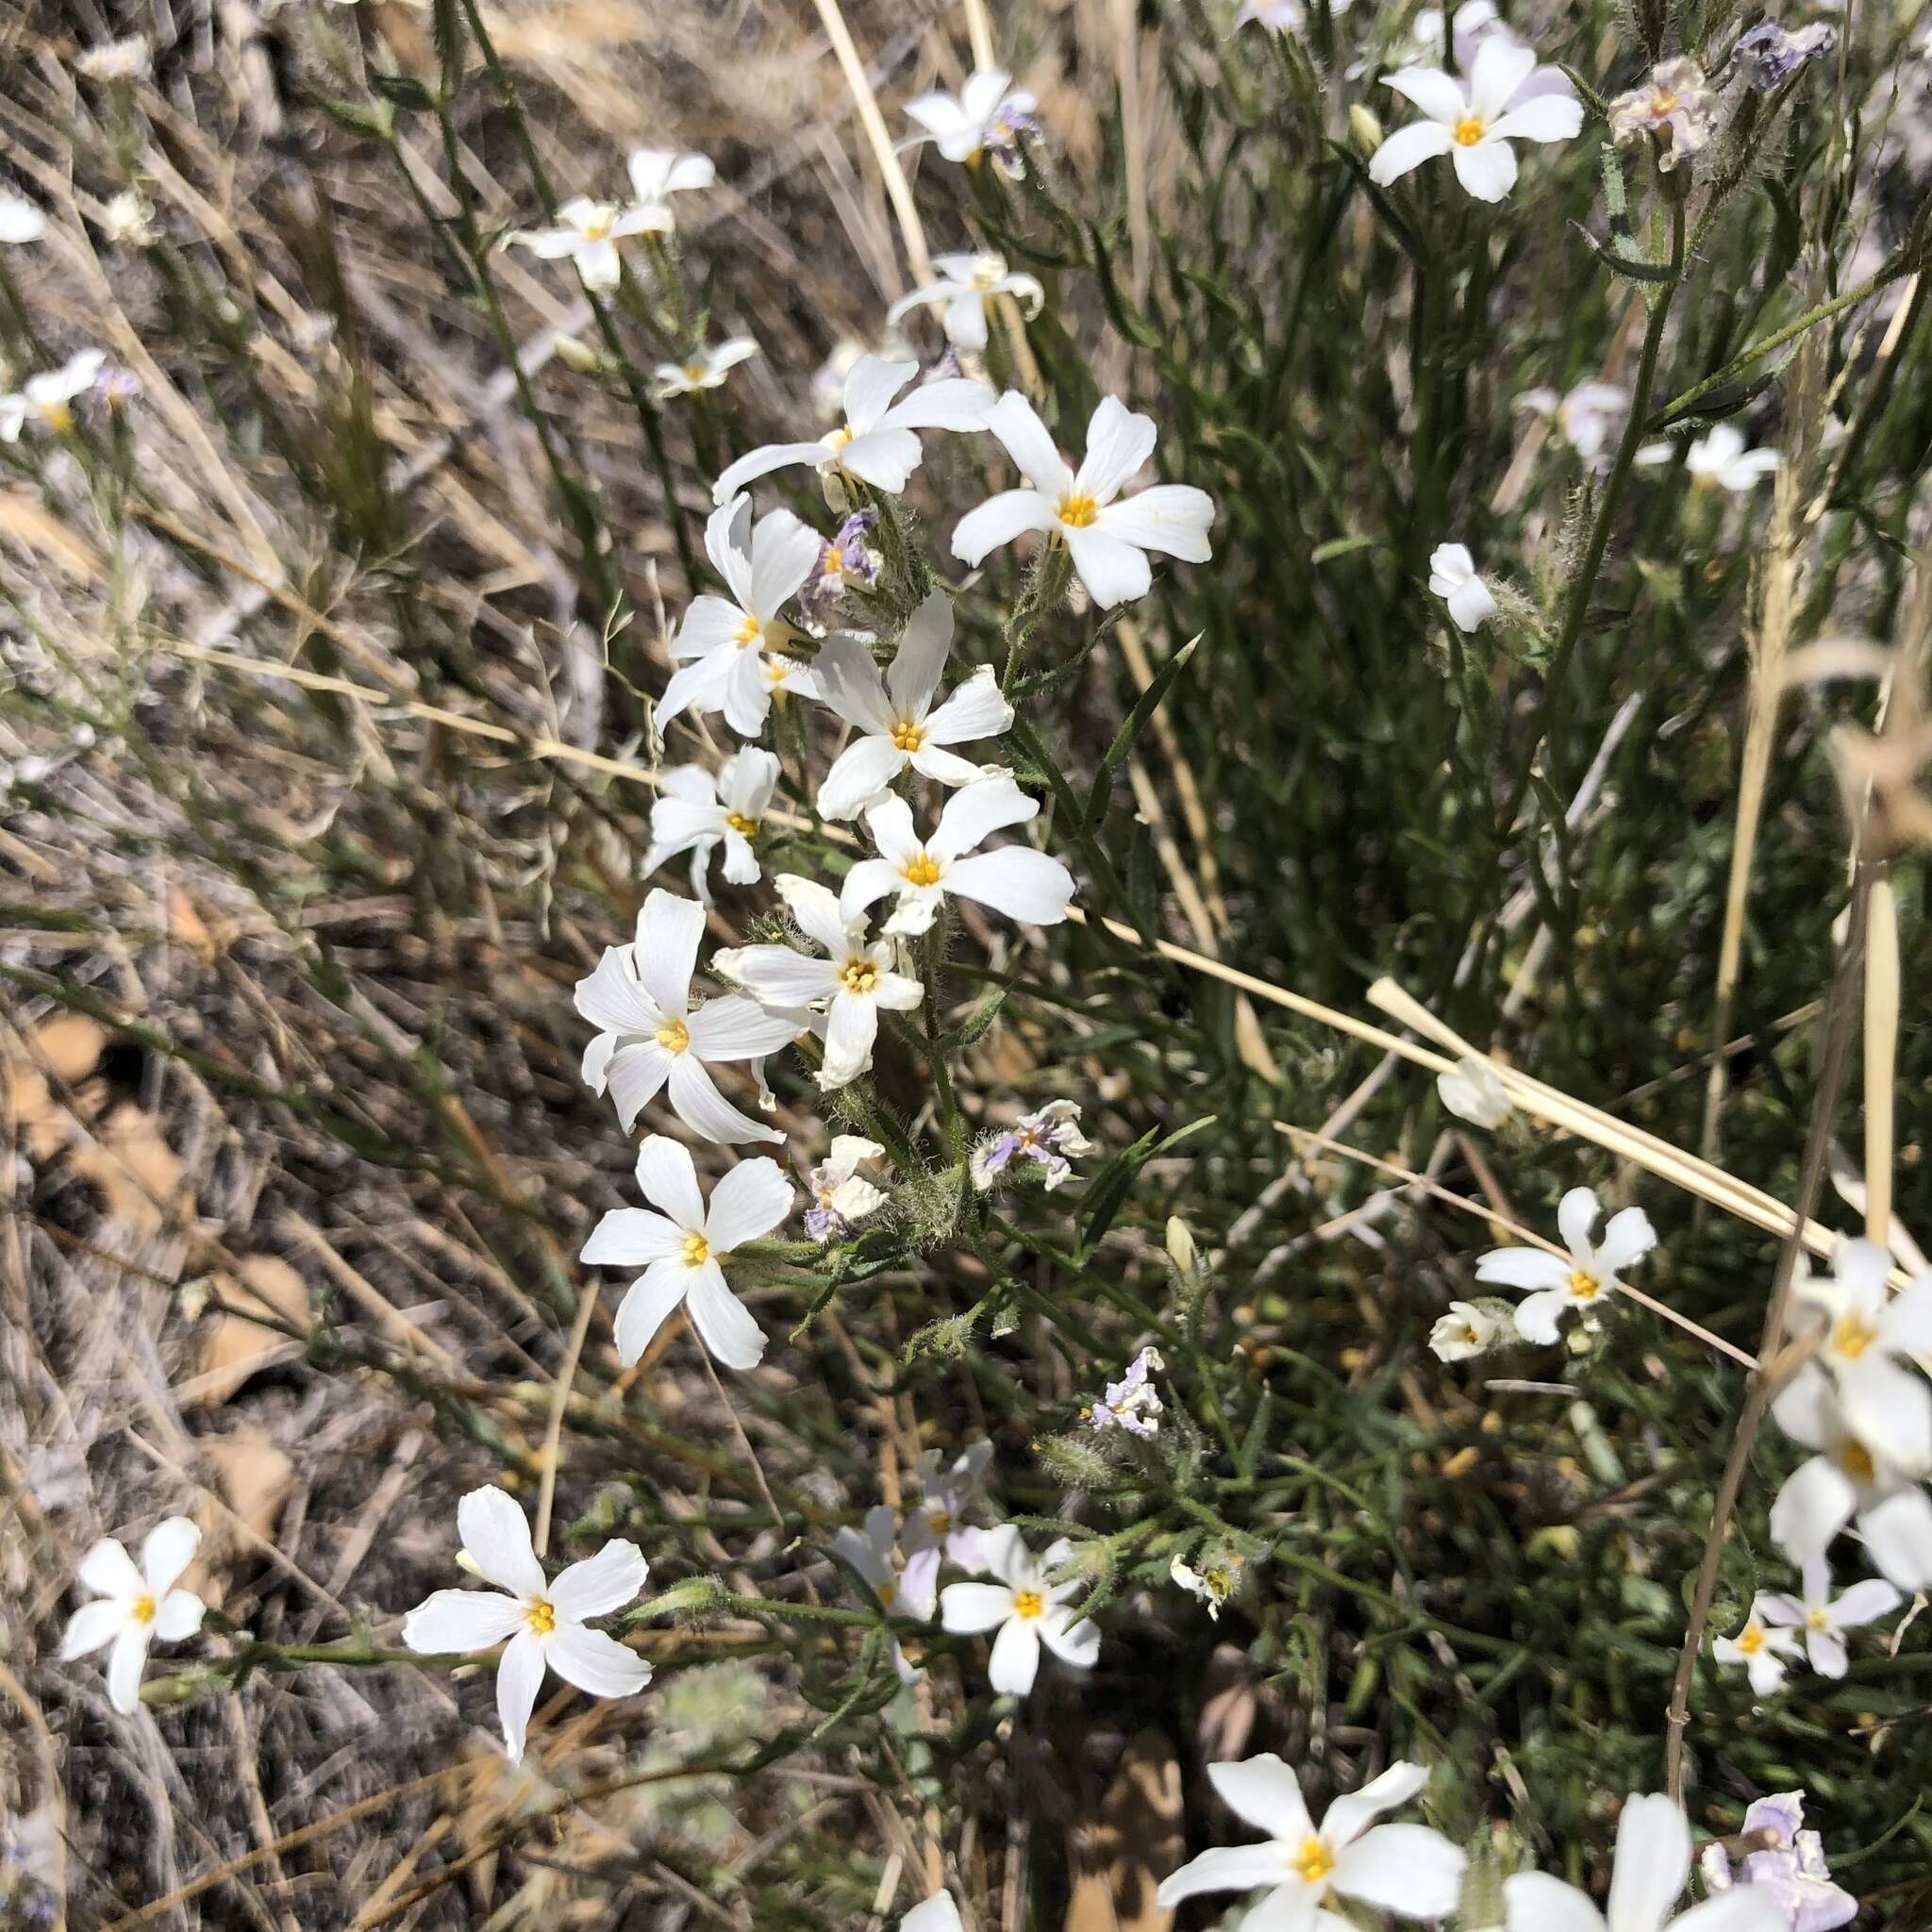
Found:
1768,1362 -> 1932,1591
654,336 -> 758,401
804,1134 -> 889,1242
0,194 -> 46,244
713,354 -> 994,503
812,590 -> 1014,819
60,1517 -> 207,1715
1715,1595 -> 1803,1698
1370,38 -> 1583,203
902,1441 -> 992,1607
0,350 -> 107,441
624,147 -> 714,230
1429,1300 -> 1506,1362
1171,1549 -> 1244,1620
658,493 -> 823,739
642,748 -> 779,905
939,1524 -> 1100,1695
841,776 -> 1075,938
581,1133 -> 794,1369
1238,0 -> 1354,34
1427,542 -> 1499,632
1789,1237 -> 1932,1472
903,69 -> 1038,175
832,1505 -> 925,1682
1157,1755 -> 1466,1925
400,1485 -> 649,1765
1438,1054 -> 1512,1126
506,195 -> 670,291
575,890 -> 799,1141
901,1895 -> 964,1932
887,251 -> 1045,354
1688,425 -> 1781,492
1503,1792 -> 1787,1932
953,392 -> 1215,610
1518,381 -> 1630,466
713,874 -> 924,1091
1757,1555 -> 1901,1680
1474,1186 -> 1657,1345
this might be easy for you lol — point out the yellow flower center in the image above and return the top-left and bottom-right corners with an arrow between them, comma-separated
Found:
840,957 -> 879,994
1738,1624 -> 1765,1656
733,614 -> 762,646
876,1577 -> 897,1607
582,210 -> 613,241
527,1598 -> 557,1636
903,853 -> 943,888
927,1508 -> 952,1536
1463,1324 -> 1482,1345
1838,1438 -> 1877,1484
1011,1589 -> 1044,1621
681,1231 -> 711,1267
826,423 -> 855,453
655,1018 -> 691,1054
725,811 -> 759,836
1651,89 -> 1678,117
971,256 -> 1005,290
1453,115 -> 1486,146
765,657 -> 796,688
891,718 -> 927,752
1291,1836 -> 1335,1884
683,362 -> 705,381
1807,1607 -> 1830,1631
1568,1268 -> 1602,1301
39,399 -> 75,433
823,546 -> 844,576
1058,493 -> 1099,528
1832,1314 -> 1879,1360
130,1592 -> 157,1626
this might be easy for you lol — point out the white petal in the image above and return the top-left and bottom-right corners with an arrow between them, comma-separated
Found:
1452,134 -> 1519,203
1859,1489 -> 1932,1591
1670,1897 -> 1790,1932
1769,1363 -> 1839,1452
820,991 -> 882,1089
882,375 -> 996,434
952,489 -> 1059,567
862,793 -> 923,865
841,426 -> 925,494
1606,1795 -> 1691,1932
1074,395 -> 1159,506
1157,1844 -> 1295,1908
901,1894 -> 966,1932
656,649 -> 738,728
1447,575 -> 1499,631
1096,486 -> 1216,563
1038,1609 -> 1100,1669
888,590 -> 957,719
1384,65 -> 1469,124
547,1622 -> 652,1699
1807,1628 -> 1849,1678
582,1206 -> 683,1274
923,666 -> 1014,747
1321,1762 -> 1429,1847
615,1258 -> 693,1365
1369,120 -> 1457,185
704,495 -> 757,606
1469,35 -> 1537,117
1838,1357 -> 1932,1472
721,942 -> 842,1009
607,1041 -> 675,1136
151,1590 -> 205,1642
1880,1273 -> 1932,1355
632,1134 -> 706,1227
942,291 -> 990,351
458,1486 -> 545,1599
685,1262 -> 767,1370
668,1053 -> 782,1144
722,646 -> 776,738
712,441 -> 832,504
1770,1457 -> 1857,1564
813,633 -> 896,734
495,1629 -> 546,1764
61,1597 -> 128,1659
1595,1207 -> 1657,1274
77,1537 -> 144,1601
575,947 -> 662,1038
1490,94 -> 1584,144
818,734 -> 908,820
0,196 -> 46,243
687,994 -> 804,1061
931,775 -> 1041,861
402,1587 -> 527,1653
705,1156 -> 795,1248
1557,1187 -> 1600,1257
842,356 -> 917,434
1513,1289 -> 1572,1344
749,508 -> 822,621
984,392 -> 1074,500
634,891 -> 704,1018
1474,1248 -> 1570,1291
140,1517 -> 201,1599
1208,1755 -> 1315,1841
1830,1577 -> 1903,1629
940,1581 -> 1014,1633
1505,1873 -> 1607,1932
841,858 -> 907,925
987,1614 -> 1041,1694
944,848 -> 1074,926
1332,1824 -> 1464,1916
1065,525 -> 1154,608
107,1623 -> 151,1714
549,1540 -> 649,1621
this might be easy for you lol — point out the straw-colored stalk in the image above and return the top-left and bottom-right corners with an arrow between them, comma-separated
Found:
811,0 -> 932,281
1864,874 -> 1899,1243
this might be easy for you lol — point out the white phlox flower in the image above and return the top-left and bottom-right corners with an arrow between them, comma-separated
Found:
902,1441 -> 993,1607
812,590 -> 1014,819
1,350 -> 107,441
1518,382 -> 1630,465
1370,37 -> 1583,203
400,1485 -> 649,1764
1788,1236 -> 1932,1471
0,194 -> 46,244
841,776 -> 1075,938
1757,1555 -> 1901,1680
1171,1548 -> 1244,1620
903,70 -> 1038,175
655,336 -> 758,400
625,147 -> 714,231
712,874 -> 924,1091
1157,1755 -> 1466,1924
1091,1344 -> 1166,1437
1715,1595 -> 1803,1698
575,890 -> 800,1141
833,1500 -> 933,1623
953,392 -> 1215,610
939,1524 -> 1099,1695
658,493 -> 823,738
1503,1793 -> 1787,1932
642,748 -> 779,905
805,1134 -> 889,1242
506,194 -> 670,291
1688,425 -> 1781,492
1768,1363 -> 1932,1591
1430,1299 -> 1507,1362
1474,1186 -> 1657,1345
1428,542 -> 1499,632
1239,0 -> 1353,34
60,1517 -> 207,1714
713,354 -> 994,503
1438,1054 -> 1512,1126
888,251 -> 1045,354
902,1895 -> 964,1932
970,1099 -> 1093,1191
580,1133 -> 795,1369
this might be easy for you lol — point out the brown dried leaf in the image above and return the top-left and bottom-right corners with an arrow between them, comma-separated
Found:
1062,1730 -> 1181,1932
185,1426 -> 295,1602
186,1254 -> 309,1407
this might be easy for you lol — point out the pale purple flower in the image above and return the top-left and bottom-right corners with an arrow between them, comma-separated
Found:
1736,23 -> 1837,91
1699,1791 -> 1858,1932
801,510 -> 882,622
1091,1346 -> 1166,1438
804,1135 -> 888,1242
971,1099 -> 1092,1192
1608,58 -> 1720,172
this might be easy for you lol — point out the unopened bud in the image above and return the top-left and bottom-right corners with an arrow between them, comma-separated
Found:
552,332 -> 602,375
1348,105 -> 1383,158
1165,1215 -> 1198,1275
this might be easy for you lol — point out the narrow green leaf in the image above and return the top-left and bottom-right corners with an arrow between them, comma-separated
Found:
1083,636 -> 1200,833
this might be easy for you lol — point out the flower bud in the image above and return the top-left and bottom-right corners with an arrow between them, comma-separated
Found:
1165,1215 -> 1198,1275
552,333 -> 602,375
1348,105 -> 1383,159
